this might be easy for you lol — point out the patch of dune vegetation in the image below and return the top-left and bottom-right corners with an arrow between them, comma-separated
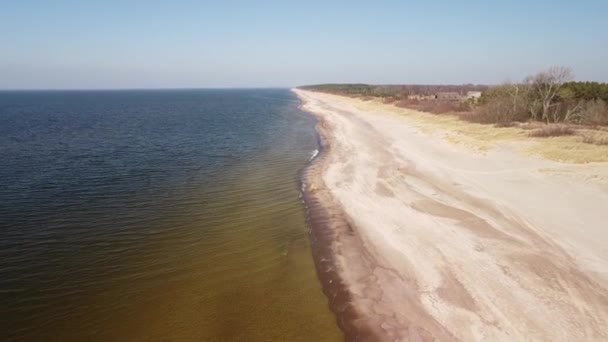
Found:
305,66 -> 608,164
525,135 -> 608,163
353,97 -> 608,163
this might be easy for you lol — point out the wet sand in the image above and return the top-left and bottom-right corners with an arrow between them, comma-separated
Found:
295,89 -> 608,341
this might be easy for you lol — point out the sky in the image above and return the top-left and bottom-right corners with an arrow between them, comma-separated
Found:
1,0 -> 607,89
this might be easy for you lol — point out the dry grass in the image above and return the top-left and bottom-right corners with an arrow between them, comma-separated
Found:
356,99 -> 524,151
524,136 -> 608,163
345,97 -> 608,163
396,99 -> 471,114
527,125 -> 576,138
592,126 -> 608,133
580,131 -> 608,146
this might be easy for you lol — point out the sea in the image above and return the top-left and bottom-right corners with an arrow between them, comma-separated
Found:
0,89 -> 341,341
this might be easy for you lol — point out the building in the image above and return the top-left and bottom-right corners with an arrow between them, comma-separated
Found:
407,94 -> 436,101
466,91 -> 483,101
435,92 -> 462,101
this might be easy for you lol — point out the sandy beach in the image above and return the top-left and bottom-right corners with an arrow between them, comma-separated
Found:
295,89 -> 608,341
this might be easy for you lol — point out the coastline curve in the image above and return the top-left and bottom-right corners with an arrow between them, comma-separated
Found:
295,90 -> 454,341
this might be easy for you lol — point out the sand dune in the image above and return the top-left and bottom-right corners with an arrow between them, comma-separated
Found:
295,89 -> 608,341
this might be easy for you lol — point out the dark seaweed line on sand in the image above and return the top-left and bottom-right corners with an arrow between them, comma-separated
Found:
296,104 -> 382,341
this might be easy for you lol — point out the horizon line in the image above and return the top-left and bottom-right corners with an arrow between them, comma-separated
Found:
0,86 -> 297,92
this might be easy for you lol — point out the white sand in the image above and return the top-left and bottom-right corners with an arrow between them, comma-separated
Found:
295,89 -> 608,341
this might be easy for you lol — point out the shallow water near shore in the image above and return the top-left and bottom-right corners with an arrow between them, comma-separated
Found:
0,89 -> 341,341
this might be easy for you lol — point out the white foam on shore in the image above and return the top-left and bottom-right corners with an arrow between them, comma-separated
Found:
309,149 -> 319,161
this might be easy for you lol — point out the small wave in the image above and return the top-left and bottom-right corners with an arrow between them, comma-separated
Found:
309,149 -> 319,161
299,181 -> 307,199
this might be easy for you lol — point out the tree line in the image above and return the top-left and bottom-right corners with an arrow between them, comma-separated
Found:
299,68 -> 608,126
475,67 -> 608,125
298,84 -> 488,98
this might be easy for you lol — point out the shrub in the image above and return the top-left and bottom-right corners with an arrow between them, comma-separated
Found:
418,100 -> 471,114
580,132 -> 608,145
580,99 -> 608,126
494,121 -> 518,128
462,94 -> 529,124
527,125 -> 575,137
395,99 -> 419,108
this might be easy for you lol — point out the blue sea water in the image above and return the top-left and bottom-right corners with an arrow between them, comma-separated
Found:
0,89 -> 340,341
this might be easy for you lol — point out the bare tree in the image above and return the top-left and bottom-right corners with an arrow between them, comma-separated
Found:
525,66 -> 573,123
563,100 -> 584,123
506,82 -> 529,117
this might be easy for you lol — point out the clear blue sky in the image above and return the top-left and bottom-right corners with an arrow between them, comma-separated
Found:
1,0 -> 607,89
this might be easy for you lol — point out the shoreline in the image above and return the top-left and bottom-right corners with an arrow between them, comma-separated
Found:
297,95 -> 391,340
296,90 -> 454,340
294,89 -> 608,340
